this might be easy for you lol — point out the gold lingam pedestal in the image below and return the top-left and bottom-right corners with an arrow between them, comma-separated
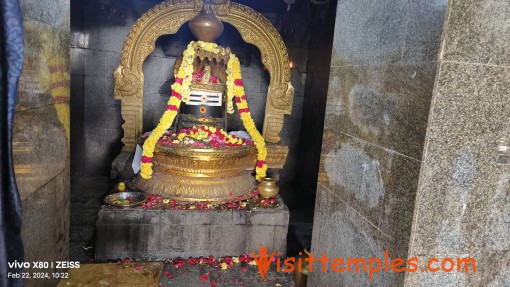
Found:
114,0 -> 295,203
132,144 -> 258,202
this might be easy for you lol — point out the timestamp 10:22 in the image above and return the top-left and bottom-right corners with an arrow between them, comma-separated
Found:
7,272 -> 69,279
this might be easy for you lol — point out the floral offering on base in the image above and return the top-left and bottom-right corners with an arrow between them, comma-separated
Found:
141,125 -> 253,149
131,190 -> 280,210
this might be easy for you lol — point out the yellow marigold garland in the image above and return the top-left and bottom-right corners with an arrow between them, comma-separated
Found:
228,56 -> 267,180
140,42 -> 195,179
140,41 -> 267,180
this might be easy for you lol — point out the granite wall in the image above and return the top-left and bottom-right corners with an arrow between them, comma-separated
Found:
70,0 -> 306,183
309,0 -> 447,286
13,0 -> 70,286
71,0 -> 134,177
405,0 -> 510,286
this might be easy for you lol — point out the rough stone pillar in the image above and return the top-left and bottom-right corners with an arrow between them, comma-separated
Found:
13,1 -> 70,286
405,0 -> 510,285
308,0 -> 447,286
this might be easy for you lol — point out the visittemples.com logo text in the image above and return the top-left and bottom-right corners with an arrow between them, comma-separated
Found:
251,247 -> 477,281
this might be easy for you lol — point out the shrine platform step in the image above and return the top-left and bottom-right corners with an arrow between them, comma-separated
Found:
95,199 -> 289,261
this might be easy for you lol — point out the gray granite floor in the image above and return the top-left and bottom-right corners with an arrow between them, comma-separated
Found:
70,175 -> 113,262
160,262 -> 295,286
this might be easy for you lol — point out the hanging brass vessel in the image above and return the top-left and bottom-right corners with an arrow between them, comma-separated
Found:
189,6 -> 224,42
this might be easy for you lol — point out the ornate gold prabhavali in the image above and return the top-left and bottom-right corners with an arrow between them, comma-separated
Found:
114,0 -> 294,169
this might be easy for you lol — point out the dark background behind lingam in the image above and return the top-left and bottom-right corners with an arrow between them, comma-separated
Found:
69,0 -> 337,260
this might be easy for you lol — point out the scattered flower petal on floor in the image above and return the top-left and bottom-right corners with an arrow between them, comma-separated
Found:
137,193 -> 275,211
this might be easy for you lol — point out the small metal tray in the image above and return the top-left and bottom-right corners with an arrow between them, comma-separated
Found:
104,192 -> 148,208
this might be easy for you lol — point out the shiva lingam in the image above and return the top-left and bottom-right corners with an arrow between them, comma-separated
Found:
131,7 -> 266,203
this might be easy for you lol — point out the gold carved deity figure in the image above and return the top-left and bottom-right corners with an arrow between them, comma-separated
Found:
114,0 -> 295,203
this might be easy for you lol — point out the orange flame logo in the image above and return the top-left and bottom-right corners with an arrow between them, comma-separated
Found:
252,247 -> 274,280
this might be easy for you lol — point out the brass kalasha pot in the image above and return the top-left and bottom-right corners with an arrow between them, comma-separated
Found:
132,144 -> 258,203
257,177 -> 280,198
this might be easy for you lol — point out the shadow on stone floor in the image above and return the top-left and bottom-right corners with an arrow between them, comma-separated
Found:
279,182 -> 315,257
70,175 -> 113,262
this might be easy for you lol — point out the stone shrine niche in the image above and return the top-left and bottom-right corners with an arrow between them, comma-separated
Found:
114,0 -> 294,169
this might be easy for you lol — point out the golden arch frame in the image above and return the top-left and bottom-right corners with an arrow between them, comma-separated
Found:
114,0 -> 295,159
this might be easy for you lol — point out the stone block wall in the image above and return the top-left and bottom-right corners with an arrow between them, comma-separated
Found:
71,0 -> 133,176
405,0 -> 510,285
95,203 -> 289,260
309,0 -> 447,286
13,0 -> 71,286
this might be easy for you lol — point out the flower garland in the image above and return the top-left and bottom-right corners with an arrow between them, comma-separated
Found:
140,42 -> 195,179
140,41 -> 267,180
227,56 -> 267,180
